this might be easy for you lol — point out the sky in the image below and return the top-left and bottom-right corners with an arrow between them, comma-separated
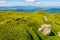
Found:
0,0 -> 60,6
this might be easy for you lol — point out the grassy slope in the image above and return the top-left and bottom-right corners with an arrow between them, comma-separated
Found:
0,11 -> 60,40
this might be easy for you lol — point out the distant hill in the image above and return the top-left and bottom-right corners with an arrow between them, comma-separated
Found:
0,6 -> 60,12
45,8 -> 60,12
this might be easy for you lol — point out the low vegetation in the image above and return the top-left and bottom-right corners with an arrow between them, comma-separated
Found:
0,11 -> 60,40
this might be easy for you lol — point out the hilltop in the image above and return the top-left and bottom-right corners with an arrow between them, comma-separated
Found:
0,11 -> 60,40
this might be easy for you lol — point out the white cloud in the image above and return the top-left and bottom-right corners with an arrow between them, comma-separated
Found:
25,0 -> 35,2
44,3 -> 60,6
0,0 -> 60,7
36,2 -> 41,5
0,0 -> 6,3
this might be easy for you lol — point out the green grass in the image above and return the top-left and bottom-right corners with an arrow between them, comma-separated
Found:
0,11 -> 60,40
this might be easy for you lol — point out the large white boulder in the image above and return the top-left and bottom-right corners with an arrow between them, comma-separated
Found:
38,24 -> 51,35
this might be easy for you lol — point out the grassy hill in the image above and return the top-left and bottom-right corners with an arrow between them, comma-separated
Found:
0,11 -> 60,40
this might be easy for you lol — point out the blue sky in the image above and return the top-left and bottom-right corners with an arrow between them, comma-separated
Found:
0,0 -> 60,6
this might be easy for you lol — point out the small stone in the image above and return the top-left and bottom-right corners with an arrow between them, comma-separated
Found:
58,32 -> 60,36
38,24 -> 51,35
43,16 -> 48,21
